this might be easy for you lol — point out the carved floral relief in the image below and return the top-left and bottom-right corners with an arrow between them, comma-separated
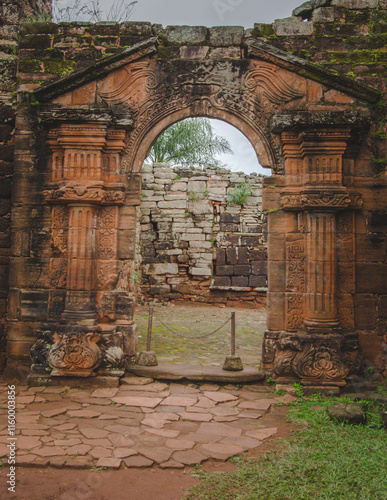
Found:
274,333 -> 349,384
48,330 -> 102,377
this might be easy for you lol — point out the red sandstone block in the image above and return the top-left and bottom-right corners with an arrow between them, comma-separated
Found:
267,292 -> 285,331
226,247 -> 237,265
267,211 -> 297,234
231,276 -> 249,287
237,246 -> 248,265
354,294 -> 377,330
249,275 -> 267,288
223,235 -> 239,246
267,261 -> 286,292
251,261 -> 267,275
356,234 -> 386,263
358,333 -> 384,369
234,265 -> 250,276
249,248 -> 267,260
262,188 -> 281,212
241,236 -> 260,247
216,248 -> 226,265
355,264 -> 387,294
72,82 -> 96,105
217,265 -> 234,276
213,276 -> 230,286
117,229 -> 135,260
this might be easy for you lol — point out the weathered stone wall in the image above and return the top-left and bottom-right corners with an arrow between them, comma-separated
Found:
0,0 -> 385,380
0,2 -> 19,370
140,163 -> 267,307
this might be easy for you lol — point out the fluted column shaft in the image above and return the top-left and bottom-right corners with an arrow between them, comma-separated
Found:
304,211 -> 339,332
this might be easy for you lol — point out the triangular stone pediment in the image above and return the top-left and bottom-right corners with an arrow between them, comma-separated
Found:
33,35 -> 380,107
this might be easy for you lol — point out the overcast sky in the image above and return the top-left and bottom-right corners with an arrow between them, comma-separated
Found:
120,0 -> 302,28
101,0 -> 304,174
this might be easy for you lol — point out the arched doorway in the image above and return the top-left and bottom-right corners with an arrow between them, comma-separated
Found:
136,117 -> 269,370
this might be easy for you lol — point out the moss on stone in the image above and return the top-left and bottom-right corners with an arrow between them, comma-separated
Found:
156,46 -> 180,60
364,34 -> 387,50
94,36 -> 118,46
20,22 -> 58,36
18,59 -> 42,73
19,34 -> 52,49
88,23 -> 119,36
252,24 -> 276,39
43,60 -> 75,76
329,49 -> 387,66
119,35 -> 146,47
119,22 -> 152,37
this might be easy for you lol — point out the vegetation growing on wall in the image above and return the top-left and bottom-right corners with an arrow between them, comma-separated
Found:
227,182 -> 253,206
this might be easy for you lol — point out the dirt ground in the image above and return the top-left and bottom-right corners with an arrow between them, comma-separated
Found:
0,405 -> 296,500
135,302 -> 266,367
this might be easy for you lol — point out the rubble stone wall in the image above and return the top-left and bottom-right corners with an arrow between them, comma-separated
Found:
140,163 -> 268,307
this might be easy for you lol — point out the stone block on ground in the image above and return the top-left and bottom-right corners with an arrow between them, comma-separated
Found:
223,355 -> 244,372
172,450 -> 207,466
137,351 -> 158,367
96,458 -> 122,469
327,403 -> 366,425
124,456 -> 154,468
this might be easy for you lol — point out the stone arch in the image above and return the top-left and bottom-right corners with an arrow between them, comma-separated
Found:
128,106 -> 275,174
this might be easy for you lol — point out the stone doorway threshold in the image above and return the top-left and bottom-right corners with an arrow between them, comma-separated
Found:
127,362 -> 265,383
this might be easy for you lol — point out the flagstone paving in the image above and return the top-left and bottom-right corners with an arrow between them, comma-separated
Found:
0,377 -> 296,470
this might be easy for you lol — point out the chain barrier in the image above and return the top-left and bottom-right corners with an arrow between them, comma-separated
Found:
151,311 -> 231,340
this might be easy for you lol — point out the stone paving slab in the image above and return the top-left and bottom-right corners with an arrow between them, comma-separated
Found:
128,363 -> 266,382
0,378 -> 290,470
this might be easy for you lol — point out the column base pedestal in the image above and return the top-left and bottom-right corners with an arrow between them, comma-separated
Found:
304,319 -> 342,336
30,322 -> 129,378
272,331 -> 363,388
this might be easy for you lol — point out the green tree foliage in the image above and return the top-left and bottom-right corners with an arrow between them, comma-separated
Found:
148,118 -> 233,168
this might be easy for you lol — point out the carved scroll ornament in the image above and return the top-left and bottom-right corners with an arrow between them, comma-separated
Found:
274,333 -> 349,385
44,184 -> 125,205
48,330 -> 102,377
281,191 -> 354,211
243,63 -> 304,104
97,61 -> 160,108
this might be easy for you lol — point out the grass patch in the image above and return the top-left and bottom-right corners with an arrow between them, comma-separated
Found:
185,394 -> 387,500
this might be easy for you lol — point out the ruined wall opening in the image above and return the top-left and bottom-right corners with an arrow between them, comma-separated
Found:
134,117 -> 271,370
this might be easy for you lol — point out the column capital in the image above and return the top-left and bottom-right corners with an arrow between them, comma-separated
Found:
299,128 -> 352,157
280,189 -> 358,212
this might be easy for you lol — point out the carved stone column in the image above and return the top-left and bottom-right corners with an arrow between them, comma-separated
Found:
39,121 -> 127,377
300,129 -> 351,335
270,128 -> 363,389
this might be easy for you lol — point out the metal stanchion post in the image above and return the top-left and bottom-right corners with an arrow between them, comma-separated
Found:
231,311 -> 236,356
223,311 -> 243,372
137,304 -> 158,367
147,304 -> 153,352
